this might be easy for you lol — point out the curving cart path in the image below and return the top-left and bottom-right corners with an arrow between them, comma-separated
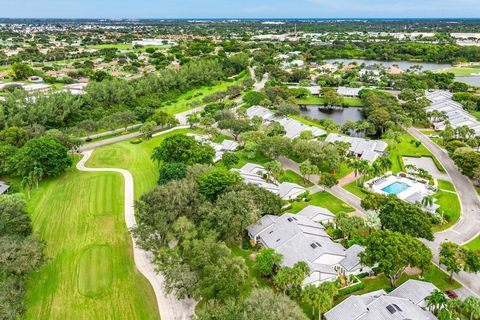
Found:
77,150 -> 195,320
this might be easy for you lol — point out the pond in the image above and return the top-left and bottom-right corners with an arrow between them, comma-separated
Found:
300,106 -> 365,125
324,59 -> 451,72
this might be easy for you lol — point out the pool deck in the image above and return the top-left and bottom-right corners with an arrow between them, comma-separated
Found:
370,175 -> 432,201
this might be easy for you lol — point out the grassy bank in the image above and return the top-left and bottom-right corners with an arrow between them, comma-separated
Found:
297,96 -> 364,107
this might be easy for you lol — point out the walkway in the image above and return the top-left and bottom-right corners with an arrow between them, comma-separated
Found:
409,128 -> 480,296
77,149 -> 196,320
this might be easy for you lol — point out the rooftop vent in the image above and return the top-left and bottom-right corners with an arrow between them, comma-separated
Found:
310,243 -> 317,249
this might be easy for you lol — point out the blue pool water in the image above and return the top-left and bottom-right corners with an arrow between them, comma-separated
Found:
381,182 -> 410,195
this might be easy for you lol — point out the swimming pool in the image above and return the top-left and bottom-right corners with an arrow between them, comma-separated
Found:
381,181 -> 410,195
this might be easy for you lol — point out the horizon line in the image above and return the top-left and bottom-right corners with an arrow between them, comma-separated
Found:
1,17 -> 480,20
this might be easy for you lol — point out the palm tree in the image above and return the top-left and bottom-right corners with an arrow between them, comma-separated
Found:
425,290 -> 448,315
376,156 -> 392,173
302,284 -> 320,319
316,282 -> 338,320
422,195 -> 434,209
462,296 -> 480,320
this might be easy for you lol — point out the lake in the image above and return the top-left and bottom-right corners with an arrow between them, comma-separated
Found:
324,59 -> 451,71
300,106 -> 365,124
456,76 -> 480,87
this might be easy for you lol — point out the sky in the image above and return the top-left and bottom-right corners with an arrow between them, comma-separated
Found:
0,0 -> 479,19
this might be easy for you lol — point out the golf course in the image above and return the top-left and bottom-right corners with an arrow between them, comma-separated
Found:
22,128 -> 198,319
23,163 -> 160,319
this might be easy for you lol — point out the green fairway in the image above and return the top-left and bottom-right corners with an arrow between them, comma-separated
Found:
24,163 -> 159,320
296,96 -> 364,107
438,66 -> 480,77
86,128 -> 196,197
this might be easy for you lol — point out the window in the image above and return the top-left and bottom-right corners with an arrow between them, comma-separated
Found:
310,243 -> 317,249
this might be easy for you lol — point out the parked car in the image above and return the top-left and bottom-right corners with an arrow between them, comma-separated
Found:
445,290 -> 458,299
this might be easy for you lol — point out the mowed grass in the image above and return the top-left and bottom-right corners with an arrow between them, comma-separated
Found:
280,170 -> 314,187
464,236 -> 480,251
289,192 -> 354,215
296,96 -> 364,107
438,179 -> 456,192
433,190 -> 461,232
439,66 -> 480,77
78,245 -> 113,297
386,133 -> 444,174
343,179 -> 370,200
87,128 -> 197,198
24,163 -> 159,320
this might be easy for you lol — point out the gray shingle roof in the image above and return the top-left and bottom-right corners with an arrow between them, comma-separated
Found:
339,244 -> 364,271
325,133 -> 387,163
297,205 -> 335,223
325,280 -> 439,320
0,181 -> 9,195
246,106 -> 326,139
389,279 -> 439,305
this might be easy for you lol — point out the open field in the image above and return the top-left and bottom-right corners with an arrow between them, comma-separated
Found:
296,96 -> 364,107
24,159 -> 159,320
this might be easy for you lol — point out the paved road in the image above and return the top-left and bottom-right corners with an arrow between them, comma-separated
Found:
278,157 -> 365,215
77,148 -> 196,320
409,128 -> 480,296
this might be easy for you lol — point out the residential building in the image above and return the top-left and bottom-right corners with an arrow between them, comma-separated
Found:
337,86 -> 363,97
325,280 -> 439,320
247,210 -> 368,286
0,181 -> 9,195
325,133 -> 388,163
246,106 -> 326,139
232,163 -> 306,200
186,133 -> 239,162
425,90 -> 480,137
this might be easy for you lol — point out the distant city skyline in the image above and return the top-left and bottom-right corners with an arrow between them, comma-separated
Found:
1,0 -> 480,19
